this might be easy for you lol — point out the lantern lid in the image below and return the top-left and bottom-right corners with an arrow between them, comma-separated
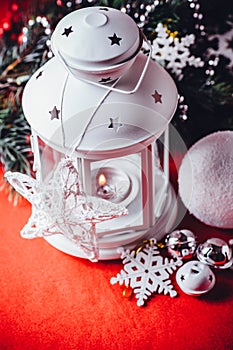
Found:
51,6 -> 142,71
22,53 -> 178,158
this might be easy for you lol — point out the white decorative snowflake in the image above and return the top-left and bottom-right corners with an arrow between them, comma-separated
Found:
5,157 -> 127,262
110,240 -> 182,306
151,23 -> 204,80
207,28 -> 233,70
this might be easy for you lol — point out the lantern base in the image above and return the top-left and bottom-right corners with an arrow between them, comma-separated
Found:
44,171 -> 178,260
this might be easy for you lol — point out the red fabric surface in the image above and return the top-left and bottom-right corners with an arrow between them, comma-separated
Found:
0,168 -> 233,350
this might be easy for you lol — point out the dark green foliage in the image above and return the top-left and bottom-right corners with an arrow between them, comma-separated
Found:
0,0 -> 232,176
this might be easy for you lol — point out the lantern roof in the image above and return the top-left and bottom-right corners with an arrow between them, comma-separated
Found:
22,53 -> 177,158
22,7 -> 178,158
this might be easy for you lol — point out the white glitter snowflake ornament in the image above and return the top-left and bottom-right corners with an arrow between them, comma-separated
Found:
151,23 -> 204,80
5,157 -> 127,262
110,240 -> 182,306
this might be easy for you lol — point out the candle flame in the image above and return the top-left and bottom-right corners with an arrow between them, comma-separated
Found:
98,173 -> 107,187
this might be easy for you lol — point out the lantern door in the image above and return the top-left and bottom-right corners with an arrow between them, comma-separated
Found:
80,144 -> 157,239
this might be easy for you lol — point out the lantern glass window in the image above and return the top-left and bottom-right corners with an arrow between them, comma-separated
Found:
39,134 -> 171,238
85,153 -> 144,234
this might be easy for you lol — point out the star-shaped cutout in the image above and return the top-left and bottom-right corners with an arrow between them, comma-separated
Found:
180,274 -> 185,281
226,36 -> 233,50
62,26 -> 73,37
36,71 -> 43,79
152,90 -> 162,103
108,117 -> 123,132
99,77 -> 112,83
49,106 -> 60,120
108,33 -> 122,46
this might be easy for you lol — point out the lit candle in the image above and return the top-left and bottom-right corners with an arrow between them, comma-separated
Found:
97,173 -> 116,200
95,167 -> 132,203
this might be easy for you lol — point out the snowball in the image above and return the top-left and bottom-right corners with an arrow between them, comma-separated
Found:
178,131 -> 233,228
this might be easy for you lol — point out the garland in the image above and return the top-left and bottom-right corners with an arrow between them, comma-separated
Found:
0,0 -> 232,176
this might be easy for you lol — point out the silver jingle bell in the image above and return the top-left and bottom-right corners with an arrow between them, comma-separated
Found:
165,229 -> 197,260
197,237 -> 233,269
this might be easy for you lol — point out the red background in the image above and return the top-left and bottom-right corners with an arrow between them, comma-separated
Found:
0,1 -> 233,349
0,0 -> 52,29
0,165 -> 233,349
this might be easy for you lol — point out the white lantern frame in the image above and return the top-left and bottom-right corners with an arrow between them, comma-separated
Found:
21,7 -> 179,260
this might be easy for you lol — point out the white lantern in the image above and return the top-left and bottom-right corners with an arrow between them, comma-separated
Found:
20,7 -> 178,260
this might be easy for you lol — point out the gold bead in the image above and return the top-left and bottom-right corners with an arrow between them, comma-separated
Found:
157,242 -> 166,249
136,246 -> 144,255
170,31 -> 178,38
123,286 -> 133,298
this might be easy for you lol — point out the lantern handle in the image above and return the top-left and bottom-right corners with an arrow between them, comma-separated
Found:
53,31 -> 152,95
30,129 -> 41,181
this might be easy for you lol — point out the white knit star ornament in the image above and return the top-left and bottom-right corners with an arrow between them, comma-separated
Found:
5,157 -> 127,261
